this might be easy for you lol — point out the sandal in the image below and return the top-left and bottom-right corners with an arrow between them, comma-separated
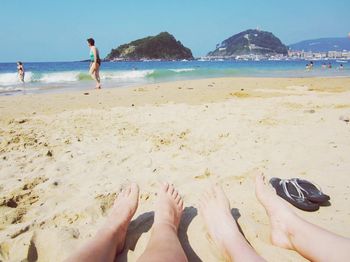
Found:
291,178 -> 330,204
270,178 -> 320,212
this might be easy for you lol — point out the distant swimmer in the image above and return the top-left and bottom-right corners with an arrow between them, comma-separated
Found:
87,38 -> 101,89
17,61 -> 25,83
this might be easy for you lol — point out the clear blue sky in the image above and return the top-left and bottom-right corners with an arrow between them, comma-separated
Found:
0,0 -> 349,62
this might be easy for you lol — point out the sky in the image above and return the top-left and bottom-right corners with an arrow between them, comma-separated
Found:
0,0 -> 349,62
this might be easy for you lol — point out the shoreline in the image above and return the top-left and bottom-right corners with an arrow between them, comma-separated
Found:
1,77 -> 350,120
1,59 -> 349,97
2,73 -> 349,95
1,76 -> 350,261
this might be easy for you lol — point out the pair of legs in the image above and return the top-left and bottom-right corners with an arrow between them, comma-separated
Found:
199,174 -> 350,261
18,73 -> 25,83
89,63 -> 101,89
67,175 -> 350,262
66,182 -> 186,262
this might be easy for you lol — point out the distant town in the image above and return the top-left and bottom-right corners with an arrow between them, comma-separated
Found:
287,50 -> 350,60
200,49 -> 350,61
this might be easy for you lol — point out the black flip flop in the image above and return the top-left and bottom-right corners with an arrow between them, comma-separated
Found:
269,178 -> 320,212
291,178 -> 330,204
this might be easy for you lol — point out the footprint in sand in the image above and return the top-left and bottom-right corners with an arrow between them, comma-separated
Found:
194,169 -> 212,180
0,176 -> 48,226
95,193 -> 117,215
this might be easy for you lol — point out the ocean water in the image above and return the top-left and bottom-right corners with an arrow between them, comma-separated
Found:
0,60 -> 349,95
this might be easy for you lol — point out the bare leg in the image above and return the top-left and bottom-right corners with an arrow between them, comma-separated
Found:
137,183 -> 187,262
199,185 -> 264,262
66,183 -> 139,262
94,65 -> 101,89
95,66 -> 101,88
255,174 -> 350,262
89,64 -> 101,89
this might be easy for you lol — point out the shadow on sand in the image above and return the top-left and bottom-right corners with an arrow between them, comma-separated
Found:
117,207 -> 244,261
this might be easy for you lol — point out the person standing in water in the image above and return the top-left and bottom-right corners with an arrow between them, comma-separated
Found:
87,38 -> 101,89
17,62 -> 25,83
309,61 -> 314,69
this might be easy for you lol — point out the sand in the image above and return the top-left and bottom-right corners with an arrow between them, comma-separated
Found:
0,77 -> 350,261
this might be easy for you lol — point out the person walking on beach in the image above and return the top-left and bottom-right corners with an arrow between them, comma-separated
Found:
17,61 -> 25,83
87,38 -> 101,89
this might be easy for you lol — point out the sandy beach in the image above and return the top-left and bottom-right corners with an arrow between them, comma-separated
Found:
1,77 -> 350,261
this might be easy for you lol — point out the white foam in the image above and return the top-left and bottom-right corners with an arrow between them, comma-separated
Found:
0,72 -> 33,86
0,85 -> 23,93
40,72 -> 80,83
169,68 -> 196,73
101,70 -> 154,80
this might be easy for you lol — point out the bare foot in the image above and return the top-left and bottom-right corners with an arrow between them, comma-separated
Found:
105,183 -> 139,253
153,183 -> 184,232
198,185 -> 242,256
255,173 -> 297,250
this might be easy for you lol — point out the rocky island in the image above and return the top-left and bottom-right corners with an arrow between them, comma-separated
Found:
105,32 -> 194,61
207,29 -> 288,58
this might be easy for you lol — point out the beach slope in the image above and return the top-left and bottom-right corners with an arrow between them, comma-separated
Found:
1,77 -> 350,261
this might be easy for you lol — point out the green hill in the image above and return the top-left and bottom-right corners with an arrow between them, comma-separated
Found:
208,29 -> 288,57
106,32 -> 194,61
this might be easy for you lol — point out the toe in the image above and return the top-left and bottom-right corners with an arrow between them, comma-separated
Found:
162,182 -> 169,192
130,183 -> 139,195
178,199 -> 184,210
173,190 -> 179,199
204,190 -> 212,200
256,173 -> 265,185
123,185 -> 131,197
210,185 -> 217,197
175,194 -> 181,204
168,184 -> 175,196
214,185 -> 225,198
201,193 -> 209,205
119,187 -> 126,197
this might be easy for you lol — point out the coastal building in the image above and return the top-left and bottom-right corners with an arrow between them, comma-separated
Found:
203,49 -> 350,61
287,49 -> 349,60
342,51 -> 350,59
288,50 -> 303,59
303,51 -> 314,59
313,52 -> 327,59
328,51 -> 343,59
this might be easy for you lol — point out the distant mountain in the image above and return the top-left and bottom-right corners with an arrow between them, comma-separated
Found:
289,37 -> 350,52
207,29 -> 288,57
106,32 -> 193,61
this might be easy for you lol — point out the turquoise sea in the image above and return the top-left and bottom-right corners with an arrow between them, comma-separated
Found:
0,60 -> 349,95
